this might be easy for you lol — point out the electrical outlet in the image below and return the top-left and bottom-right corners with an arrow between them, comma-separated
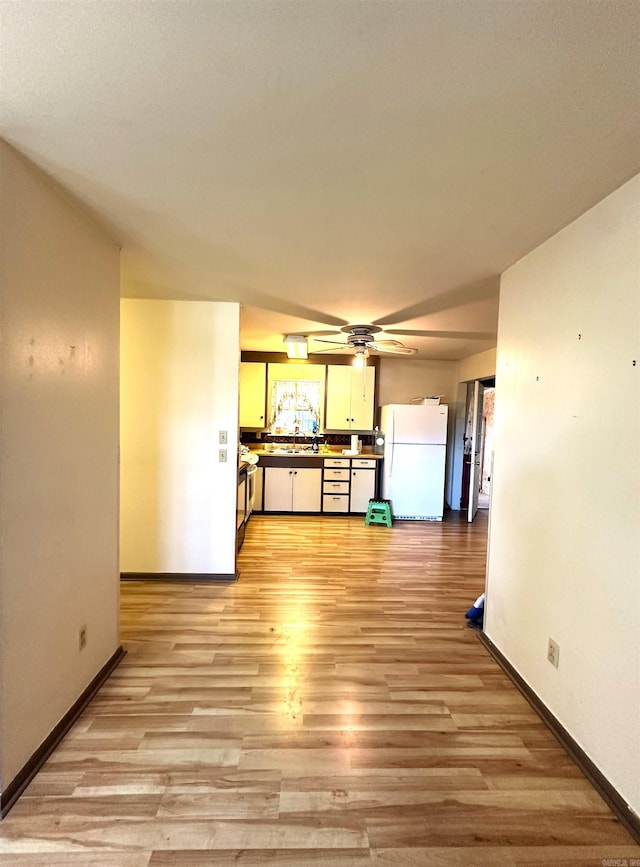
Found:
219,430 -> 227,444
79,625 -> 87,651
547,637 -> 560,668
219,448 -> 227,462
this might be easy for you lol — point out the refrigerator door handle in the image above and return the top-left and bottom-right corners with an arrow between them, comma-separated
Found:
389,409 -> 395,477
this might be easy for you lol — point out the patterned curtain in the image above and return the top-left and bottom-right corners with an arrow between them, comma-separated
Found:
270,380 -> 321,433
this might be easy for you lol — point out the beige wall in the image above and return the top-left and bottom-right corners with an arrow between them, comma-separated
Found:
456,347 -> 496,383
486,175 -> 640,815
0,142 -> 120,785
378,357 -> 457,410
120,299 -> 240,575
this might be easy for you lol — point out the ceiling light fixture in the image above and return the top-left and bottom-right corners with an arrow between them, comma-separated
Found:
283,334 -> 308,359
353,346 -> 368,368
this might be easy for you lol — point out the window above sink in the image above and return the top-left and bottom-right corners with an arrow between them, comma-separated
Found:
269,379 -> 321,435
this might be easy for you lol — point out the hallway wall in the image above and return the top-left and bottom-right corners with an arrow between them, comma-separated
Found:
486,174 -> 640,816
0,142 -> 120,788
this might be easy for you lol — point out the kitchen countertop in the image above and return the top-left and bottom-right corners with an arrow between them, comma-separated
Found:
246,447 -> 383,460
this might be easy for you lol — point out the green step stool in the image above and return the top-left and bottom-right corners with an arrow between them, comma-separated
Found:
365,498 -> 393,527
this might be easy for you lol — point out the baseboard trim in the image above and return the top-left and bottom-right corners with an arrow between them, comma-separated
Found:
478,632 -> 640,844
120,572 -> 238,583
0,645 -> 126,819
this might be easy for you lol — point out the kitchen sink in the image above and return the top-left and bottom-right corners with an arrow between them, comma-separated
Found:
270,447 -> 313,454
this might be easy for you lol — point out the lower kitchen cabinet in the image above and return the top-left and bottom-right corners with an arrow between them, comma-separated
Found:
350,460 -> 377,512
321,457 -> 378,513
264,466 -> 322,512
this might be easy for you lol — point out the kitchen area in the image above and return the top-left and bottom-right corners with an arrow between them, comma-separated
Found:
236,352 -> 449,548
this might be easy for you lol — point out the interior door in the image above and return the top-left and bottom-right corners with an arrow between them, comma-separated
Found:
467,381 -> 485,523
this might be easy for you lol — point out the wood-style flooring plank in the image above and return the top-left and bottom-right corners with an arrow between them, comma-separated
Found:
0,512 -> 638,865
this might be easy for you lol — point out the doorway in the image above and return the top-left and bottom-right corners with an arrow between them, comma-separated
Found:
459,376 -> 495,520
478,386 -> 495,510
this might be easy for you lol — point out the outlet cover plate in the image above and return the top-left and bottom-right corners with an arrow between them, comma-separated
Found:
547,637 -> 560,668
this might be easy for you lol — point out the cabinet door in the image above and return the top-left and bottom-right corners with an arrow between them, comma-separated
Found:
349,366 -> 376,430
325,366 -> 354,429
325,365 -> 375,430
350,468 -> 376,512
264,467 -> 293,511
292,468 -> 322,512
240,362 -> 267,428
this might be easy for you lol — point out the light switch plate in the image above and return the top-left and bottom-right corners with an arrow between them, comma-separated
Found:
219,430 -> 227,444
219,449 -> 227,462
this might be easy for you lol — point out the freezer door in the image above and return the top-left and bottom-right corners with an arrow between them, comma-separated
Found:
381,404 -> 448,444
382,443 -> 446,519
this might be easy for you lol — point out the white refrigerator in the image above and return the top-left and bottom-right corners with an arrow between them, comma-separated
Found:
380,403 -> 448,520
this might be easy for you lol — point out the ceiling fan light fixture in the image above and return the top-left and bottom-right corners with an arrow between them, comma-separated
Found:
283,334 -> 308,359
353,346 -> 368,367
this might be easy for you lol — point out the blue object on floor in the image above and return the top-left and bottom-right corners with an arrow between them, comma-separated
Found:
465,592 -> 485,627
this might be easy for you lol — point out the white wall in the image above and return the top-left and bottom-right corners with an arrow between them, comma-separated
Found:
0,142 -> 120,785
120,299 -> 240,576
378,357 -> 457,410
456,347 -> 497,383
486,175 -> 640,815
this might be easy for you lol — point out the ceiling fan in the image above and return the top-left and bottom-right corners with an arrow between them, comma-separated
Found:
310,325 -> 418,357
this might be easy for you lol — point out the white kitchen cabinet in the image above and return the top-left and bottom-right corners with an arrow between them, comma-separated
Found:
325,365 -> 375,431
240,362 -> 267,428
350,463 -> 376,512
264,466 -> 322,512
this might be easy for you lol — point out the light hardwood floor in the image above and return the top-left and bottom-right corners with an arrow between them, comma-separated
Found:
0,512 -> 638,865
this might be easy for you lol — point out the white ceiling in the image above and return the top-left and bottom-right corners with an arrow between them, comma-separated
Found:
1,1 -> 639,360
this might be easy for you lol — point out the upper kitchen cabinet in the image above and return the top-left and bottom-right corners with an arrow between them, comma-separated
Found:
325,365 -> 376,431
239,362 -> 267,428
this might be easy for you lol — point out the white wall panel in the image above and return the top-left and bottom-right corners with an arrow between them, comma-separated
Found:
120,300 -> 240,575
486,174 -> 640,814
0,142 -> 120,785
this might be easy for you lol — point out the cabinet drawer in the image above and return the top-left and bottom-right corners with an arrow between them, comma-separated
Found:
323,481 -> 350,494
352,458 -> 376,469
324,458 -> 350,468
323,494 -> 349,513
324,468 -> 350,481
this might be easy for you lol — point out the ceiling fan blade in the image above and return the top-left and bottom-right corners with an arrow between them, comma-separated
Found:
370,342 -> 417,355
311,338 -> 348,346
368,339 -> 403,347
387,329 -> 496,341
304,330 -> 343,337
311,345 -> 353,353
